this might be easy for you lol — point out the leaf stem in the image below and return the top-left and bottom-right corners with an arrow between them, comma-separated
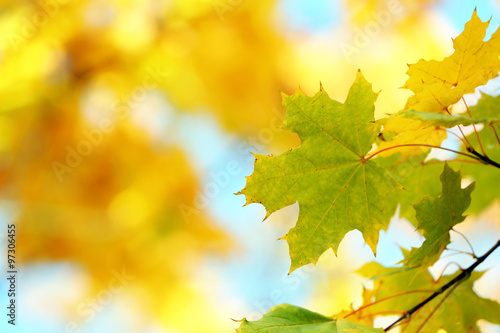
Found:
451,228 -> 476,258
435,261 -> 462,283
440,248 -> 475,259
384,238 -> 500,332
446,106 -> 473,150
365,144 -> 481,162
489,124 -> 500,146
462,97 -> 488,157
343,290 -> 434,319
445,129 -> 470,148
359,310 -> 407,320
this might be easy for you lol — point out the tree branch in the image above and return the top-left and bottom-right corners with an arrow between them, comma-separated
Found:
467,146 -> 500,169
384,238 -> 500,332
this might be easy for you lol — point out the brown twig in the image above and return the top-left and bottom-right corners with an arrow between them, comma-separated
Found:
384,238 -> 500,331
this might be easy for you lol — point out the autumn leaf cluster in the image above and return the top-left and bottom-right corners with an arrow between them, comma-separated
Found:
239,11 -> 500,332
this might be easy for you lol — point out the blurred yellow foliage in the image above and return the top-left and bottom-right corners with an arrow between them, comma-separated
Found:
0,0 -> 457,331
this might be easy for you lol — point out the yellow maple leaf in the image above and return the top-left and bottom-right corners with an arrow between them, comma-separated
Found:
376,119 -> 447,158
374,10 -> 500,159
404,10 -> 500,113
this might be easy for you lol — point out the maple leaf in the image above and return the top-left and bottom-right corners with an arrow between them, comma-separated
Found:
404,163 -> 475,268
404,10 -> 500,113
377,154 -> 444,226
355,262 -> 500,332
236,303 -> 384,332
374,11 -> 500,159
239,70 -> 401,273
386,110 -> 500,128
375,119 -> 448,159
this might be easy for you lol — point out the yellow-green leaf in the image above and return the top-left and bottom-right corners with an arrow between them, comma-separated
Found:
355,263 -> 500,333
385,110 -> 500,128
239,71 -> 401,273
236,303 -> 384,333
377,154 -> 444,226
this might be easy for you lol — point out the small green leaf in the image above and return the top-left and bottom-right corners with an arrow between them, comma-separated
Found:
404,163 -> 475,268
236,303 -> 384,332
386,110 -> 500,128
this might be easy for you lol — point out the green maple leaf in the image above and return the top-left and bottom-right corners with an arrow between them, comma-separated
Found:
355,262 -> 500,332
388,110 -> 500,128
239,71 -> 401,272
377,154 -> 445,226
236,303 -> 384,332
404,163 -> 475,268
